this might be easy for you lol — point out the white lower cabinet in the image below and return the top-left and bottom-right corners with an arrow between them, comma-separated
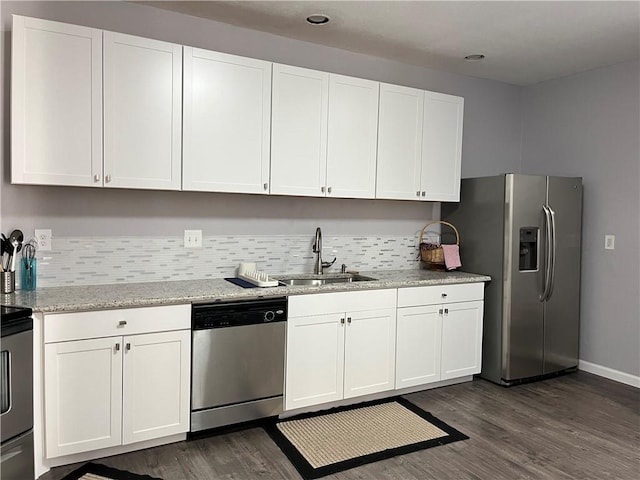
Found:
440,301 -> 483,380
396,283 -> 484,389
44,337 -> 123,456
285,290 -> 397,411
43,305 -> 190,458
396,305 -> 442,389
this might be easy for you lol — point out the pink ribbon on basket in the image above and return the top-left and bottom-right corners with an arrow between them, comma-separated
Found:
441,244 -> 462,270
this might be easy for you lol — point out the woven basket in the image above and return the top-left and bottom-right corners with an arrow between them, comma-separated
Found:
419,221 -> 460,270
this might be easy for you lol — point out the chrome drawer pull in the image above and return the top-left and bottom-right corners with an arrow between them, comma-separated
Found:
118,320 -> 127,326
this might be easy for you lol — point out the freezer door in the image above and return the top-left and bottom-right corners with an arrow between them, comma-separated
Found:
543,176 -> 582,373
503,174 -> 546,381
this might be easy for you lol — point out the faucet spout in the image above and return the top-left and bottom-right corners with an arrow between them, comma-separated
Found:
312,227 -> 337,274
313,227 -> 322,274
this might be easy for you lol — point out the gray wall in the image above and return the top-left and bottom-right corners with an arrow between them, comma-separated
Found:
0,0 -> 523,238
521,60 -> 640,377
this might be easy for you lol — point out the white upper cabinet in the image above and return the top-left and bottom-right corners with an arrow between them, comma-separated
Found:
421,92 -> 464,201
183,48 -> 272,194
376,83 -> 424,200
270,64 -> 329,196
271,66 -> 379,198
11,15 -> 103,186
326,75 -> 379,198
103,32 -> 182,190
376,84 -> 464,202
11,15 -> 463,199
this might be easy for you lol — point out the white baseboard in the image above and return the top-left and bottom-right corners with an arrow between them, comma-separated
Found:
578,360 -> 640,388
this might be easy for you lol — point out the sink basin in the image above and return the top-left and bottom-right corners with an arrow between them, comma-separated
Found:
278,274 -> 377,286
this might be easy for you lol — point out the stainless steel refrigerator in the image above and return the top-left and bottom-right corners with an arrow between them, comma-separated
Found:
442,174 -> 582,385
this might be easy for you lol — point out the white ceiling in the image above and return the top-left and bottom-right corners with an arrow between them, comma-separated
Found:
137,1 -> 639,86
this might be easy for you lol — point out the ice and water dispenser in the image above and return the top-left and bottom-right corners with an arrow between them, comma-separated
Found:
519,227 -> 538,271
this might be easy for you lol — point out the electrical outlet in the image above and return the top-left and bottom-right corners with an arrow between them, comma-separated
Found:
184,230 -> 202,248
604,234 -> 615,250
35,229 -> 52,251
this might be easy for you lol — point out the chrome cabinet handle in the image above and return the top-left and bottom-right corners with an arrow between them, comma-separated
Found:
441,293 -> 448,298
115,343 -> 120,352
105,175 -> 111,183
439,309 -> 443,315
327,186 -> 332,194
94,174 -> 101,182
444,308 -> 449,314
263,183 -> 268,191
347,316 -> 351,324
321,186 -> 326,193
118,320 -> 127,326
340,317 -> 345,325
416,191 -> 420,197
421,191 -> 426,197
126,343 -> 131,351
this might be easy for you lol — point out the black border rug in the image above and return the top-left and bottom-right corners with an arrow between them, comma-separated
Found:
264,397 -> 469,480
61,462 -> 162,480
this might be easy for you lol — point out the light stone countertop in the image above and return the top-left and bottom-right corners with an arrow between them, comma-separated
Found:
2,269 -> 490,314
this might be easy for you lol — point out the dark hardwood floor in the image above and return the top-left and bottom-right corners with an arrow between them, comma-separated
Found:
41,372 -> 640,480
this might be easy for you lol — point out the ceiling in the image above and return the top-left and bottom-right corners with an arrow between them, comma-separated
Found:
136,1 -> 639,86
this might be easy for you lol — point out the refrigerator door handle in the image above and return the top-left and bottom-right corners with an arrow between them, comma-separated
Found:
546,204 -> 557,300
540,204 -> 553,302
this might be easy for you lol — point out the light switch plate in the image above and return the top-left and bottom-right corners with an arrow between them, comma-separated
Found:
604,234 -> 615,250
35,229 -> 52,251
184,230 -> 202,248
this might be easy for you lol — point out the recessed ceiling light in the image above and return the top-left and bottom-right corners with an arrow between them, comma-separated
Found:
306,14 -> 330,25
464,54 -> 486,62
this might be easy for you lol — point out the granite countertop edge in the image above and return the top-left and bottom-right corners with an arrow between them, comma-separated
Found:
3,269 -> 491,314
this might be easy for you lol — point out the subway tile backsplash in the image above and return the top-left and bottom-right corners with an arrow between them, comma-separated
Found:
29,235 -> 423,288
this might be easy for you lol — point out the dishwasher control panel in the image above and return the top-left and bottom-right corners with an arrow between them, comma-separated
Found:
192,297 -> 287,329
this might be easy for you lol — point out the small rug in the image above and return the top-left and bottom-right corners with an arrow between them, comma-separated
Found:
61,462 -> 162,480
265,397 -> 468,479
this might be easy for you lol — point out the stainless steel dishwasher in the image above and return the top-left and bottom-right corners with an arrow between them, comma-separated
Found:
190,297 -> 287,432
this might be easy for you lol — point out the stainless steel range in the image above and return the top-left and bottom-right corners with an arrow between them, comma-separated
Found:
1,305 -> 34,480
190,297 -> 287,432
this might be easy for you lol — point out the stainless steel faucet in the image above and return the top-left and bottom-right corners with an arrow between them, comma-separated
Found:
312,227 -> 336,274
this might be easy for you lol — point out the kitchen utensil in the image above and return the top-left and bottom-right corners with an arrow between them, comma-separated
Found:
9,241 -> 18,273
1,234 -> 8,271
21,240 -> 37,290
6,230 -> 24,272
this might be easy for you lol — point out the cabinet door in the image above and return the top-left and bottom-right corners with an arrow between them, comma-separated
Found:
44,337 -> 122,458
421,92 -> 464,201
285,314 -> 345,410
326,75 -> 379,198
441,301 -> 484,380
396,305 -> 442,389
183,48 -> 271,194
11,15 -> 102,187
343,308 -> 396,399
104,32 -> 182,190
122,330 -> 191,444
271,64 -> 329,197
376,83 -> 424,200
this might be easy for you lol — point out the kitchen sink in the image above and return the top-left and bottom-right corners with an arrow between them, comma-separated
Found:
277,274 -> 378,286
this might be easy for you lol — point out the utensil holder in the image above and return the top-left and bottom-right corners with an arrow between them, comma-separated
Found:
20,257 -> 37,291
1,271 -> 15,294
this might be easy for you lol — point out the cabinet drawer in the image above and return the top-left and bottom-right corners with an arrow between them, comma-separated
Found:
289,289 -> 396,317
397,283 -> 483,307
44,304 -> 190,343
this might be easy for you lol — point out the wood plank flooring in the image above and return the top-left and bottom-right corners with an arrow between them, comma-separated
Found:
40,372 -> 640,480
